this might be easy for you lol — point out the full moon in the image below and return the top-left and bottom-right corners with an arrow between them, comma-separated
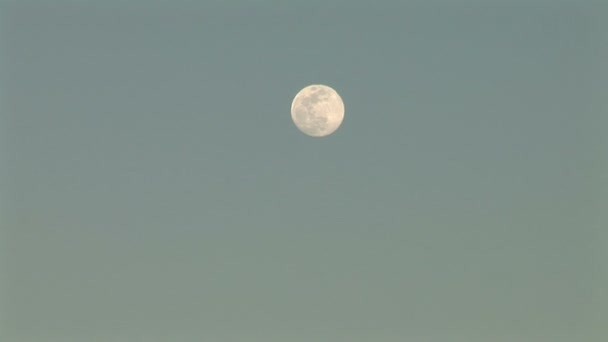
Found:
290,84 -> 345,137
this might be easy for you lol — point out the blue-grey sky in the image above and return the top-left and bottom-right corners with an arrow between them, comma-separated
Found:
1,1 -> 607,341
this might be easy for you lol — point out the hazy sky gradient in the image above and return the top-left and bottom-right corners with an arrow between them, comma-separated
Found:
1,1 -> 607,341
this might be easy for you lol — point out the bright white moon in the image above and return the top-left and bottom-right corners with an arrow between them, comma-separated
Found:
290,84 -> 345,137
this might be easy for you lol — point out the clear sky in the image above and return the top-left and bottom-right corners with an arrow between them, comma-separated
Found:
1,0 -> 607,341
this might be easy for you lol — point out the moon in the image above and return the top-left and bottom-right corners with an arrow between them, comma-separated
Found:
290,84 -> 345,137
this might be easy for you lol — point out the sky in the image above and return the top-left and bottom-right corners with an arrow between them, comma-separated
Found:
1,0 -> 607,341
